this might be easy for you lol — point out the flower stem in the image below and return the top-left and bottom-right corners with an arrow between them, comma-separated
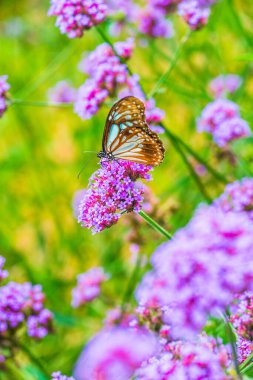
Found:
121,253 -> 142,313
223,313 -> 242,379
168,132 -> 212,202
17,342 -> 50,378
148,30 -> 191,99
9,98 -> 73,108
162,124 -> 229,184
138,210 -> 173,240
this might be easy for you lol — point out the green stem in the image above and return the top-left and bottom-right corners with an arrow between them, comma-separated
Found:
138,210 -> 173,240
241,361 -> 253,375
9,98 -> 73,108
223,314 -> 242,379
239,352 -> 253,371
17,342 -> 50,378
121,253 -> 142,312
162,123 -> 229,184
148,30 -> 191,99
168,132 -> 212,202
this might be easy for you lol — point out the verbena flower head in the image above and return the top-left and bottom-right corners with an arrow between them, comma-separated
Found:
178,0 -> 211,30
230,291 -> 253,363
75,41 -> 132,120
73,327 -> 158,380
136,205 -> 253,339
209,74 -> 242,98
71,267 -> 108,307
78,160 -> 152,234
0,75 -> 10,118
51,372 -> 75,380
197,99 -> 251,146
48,0 -> 107,38
48,81 -> 77,103
134,337 -> 231,379
137,7 -> 174,38
215,178 -> 253,219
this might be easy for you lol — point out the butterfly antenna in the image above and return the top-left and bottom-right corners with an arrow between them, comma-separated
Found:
77,155 -> 96,179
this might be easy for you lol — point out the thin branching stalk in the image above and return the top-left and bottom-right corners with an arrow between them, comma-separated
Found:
9,99 -> 73,108
138,210 -> 173,240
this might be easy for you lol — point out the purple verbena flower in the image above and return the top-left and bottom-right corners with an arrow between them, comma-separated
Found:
178,0 -> 211,30
197,98 -> 251,146
51,372 -> 75,380
78,160 -> 152,234
73,327 -> 158,380
136,205 -> 253,339
0,75 -> 10,118
215,178 -> 253,219
27,309 -> 53,339
137,7 -> 174,38
230,291 -> 253,362
48,81 -> 77,103
71,267 -> 108,307
48,0 -> 107,38
209,74 -> 242,98
135,337 -> 231,379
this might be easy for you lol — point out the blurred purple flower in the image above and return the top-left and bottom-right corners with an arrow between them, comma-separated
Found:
0,280 -> 53,338
48,81 -> 77,103
135,337 -> 231,379
48,0 -> 107,38
150,0 -> 180,12
215,178 -> 253,219
136,205 -> 253,339
71,267 -> 108,307
137,8 -> 174,38
78,160 -> 152,234
75,41 -> 165,128
197,98 -> 251,146
0,256 -> 8,282
209,74 -> 242,99
178,0 -> 211,30
51,372 -> 75,380
0,75 -> 10,118
73,327 -> 158,380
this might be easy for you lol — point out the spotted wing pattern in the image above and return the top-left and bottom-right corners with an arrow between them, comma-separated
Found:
102,96 -> 165,166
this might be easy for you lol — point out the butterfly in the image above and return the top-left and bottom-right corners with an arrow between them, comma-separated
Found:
97,96 -> 165,166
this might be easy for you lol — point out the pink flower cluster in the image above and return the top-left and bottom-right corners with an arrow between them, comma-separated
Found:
73,327 -> 158,380
75,41 -> 165,131
230,291 -> 253,363
78,160 -> 152,234
0,256 -> 53,362
0,257 -> 8,282
209,74 -> 242,98
178,0 -> 212,30
135,337 -> 231,379
197,99 -> 251,147
137,7 -> 174,38
71,267 -> 108,307
75,40 -> 134,119
0,75 -> 10,118
136,206 -> 253,339
215,178 -> 253,219
48,81 -> 77,103
0,281 -> 53,339
48,0 -> 107,38
51,372 -> 75,380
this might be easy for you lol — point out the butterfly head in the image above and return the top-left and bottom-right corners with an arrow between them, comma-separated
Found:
97,150 -> 114,161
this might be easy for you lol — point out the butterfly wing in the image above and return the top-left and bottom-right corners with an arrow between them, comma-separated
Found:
102,96 -> 165,166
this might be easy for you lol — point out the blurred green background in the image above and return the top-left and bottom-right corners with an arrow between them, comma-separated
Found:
1,0 -> 253,378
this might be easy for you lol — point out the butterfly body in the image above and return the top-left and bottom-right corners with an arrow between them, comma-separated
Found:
98,96 -> 165,166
